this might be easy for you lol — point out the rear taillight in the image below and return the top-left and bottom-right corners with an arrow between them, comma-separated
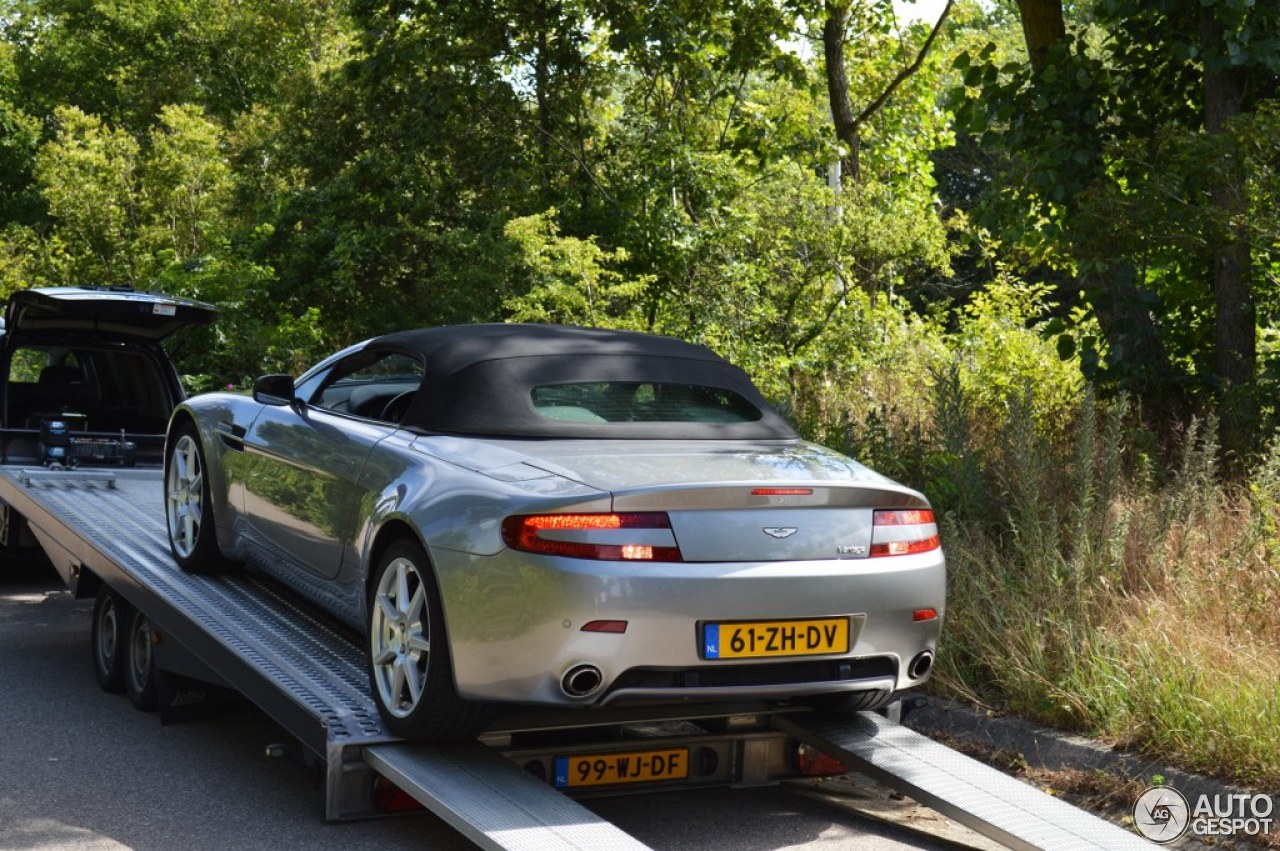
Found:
869,509 -> 940,557
501,513 -> 683,562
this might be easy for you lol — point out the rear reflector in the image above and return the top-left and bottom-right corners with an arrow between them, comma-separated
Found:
582,620 -> 629,633
913,608 -> 938,622
869,509 -> 940,558
502,513 -> 683,562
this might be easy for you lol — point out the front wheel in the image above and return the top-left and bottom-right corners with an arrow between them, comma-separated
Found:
366,539 -> 491,740
165,423 -> 231,573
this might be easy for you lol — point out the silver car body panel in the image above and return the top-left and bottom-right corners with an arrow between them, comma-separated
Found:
173,344 -> 945,711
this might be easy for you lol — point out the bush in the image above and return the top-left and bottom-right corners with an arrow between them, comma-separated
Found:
787,278 -> 1280,792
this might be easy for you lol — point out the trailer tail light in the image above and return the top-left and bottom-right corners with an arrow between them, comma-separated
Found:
795,743 -> 847,777
373,776 -> 424,813
502,513 -> 683,562
869,509 -> 940,557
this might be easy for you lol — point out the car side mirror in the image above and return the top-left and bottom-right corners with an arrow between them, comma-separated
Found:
252,374 -> 297,406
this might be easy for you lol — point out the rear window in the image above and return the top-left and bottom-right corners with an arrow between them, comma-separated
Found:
531,382 -> 762,425
5,344 -> 172,432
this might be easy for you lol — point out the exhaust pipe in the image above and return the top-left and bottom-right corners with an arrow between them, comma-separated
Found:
560,664 -> 604,698
908,650 -> 934,680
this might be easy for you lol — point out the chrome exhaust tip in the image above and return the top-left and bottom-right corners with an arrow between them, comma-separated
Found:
908,650 -> 934,680
560,664 -> 604,698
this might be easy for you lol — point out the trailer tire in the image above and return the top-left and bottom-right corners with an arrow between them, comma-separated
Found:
91,587 -> 128,693
165,423 -> 232,574
124,607 -> 158,711
366,539 -> 492,740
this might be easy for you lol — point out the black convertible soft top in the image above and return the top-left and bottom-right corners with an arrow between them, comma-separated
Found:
370,324 -> 798,440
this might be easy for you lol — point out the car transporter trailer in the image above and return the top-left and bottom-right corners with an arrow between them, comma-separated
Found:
0,465 -> 1156,851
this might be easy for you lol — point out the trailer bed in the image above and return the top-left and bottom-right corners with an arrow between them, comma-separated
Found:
0,465 -> 1157,850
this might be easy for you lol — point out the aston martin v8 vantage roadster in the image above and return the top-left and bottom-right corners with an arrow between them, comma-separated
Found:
165,324 -> 945,740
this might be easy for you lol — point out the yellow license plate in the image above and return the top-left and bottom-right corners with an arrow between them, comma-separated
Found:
702,618 -> 850,659
553,747 -> 690,788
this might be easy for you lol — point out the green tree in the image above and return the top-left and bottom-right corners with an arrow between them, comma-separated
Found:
503,210 -> 651,328
0,42 -> 40,226
954,0 -> 1280,451
33,106 -> 141,285
2,0 -> 351,131
140,104 -> 235,262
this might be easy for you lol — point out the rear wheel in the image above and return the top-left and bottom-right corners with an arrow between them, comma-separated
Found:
804,689 -> 895,714
366,539 -> 491,740
166,423 -> 230,573
91,587 -> 128,693
124,607 -> 158,711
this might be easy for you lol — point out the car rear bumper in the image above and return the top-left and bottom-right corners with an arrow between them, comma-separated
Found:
432,547 -> 945,707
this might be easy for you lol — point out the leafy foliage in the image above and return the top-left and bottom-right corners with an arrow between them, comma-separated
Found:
950,0 -> 1280,443
0,0 -> 1277,788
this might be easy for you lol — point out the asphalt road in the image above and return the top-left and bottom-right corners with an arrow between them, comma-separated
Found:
0,561 -> 950,851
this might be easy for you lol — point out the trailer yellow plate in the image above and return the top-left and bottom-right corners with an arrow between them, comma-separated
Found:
553,747 -> 690,788
702,617 -> 850,659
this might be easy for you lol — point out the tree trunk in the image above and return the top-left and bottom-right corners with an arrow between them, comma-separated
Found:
1201,6 -> 1255,458
1009,0 -> 1177,416
534,0 -> 552,198
822,1 -> 860,184
1015,0 -> 1066,71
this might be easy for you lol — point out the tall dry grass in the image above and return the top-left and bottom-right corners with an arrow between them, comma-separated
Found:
785,281 -> 1280,789
937,405 -> 1280,789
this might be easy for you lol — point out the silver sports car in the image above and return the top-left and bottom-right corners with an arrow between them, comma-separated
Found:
165,324 -> 945,739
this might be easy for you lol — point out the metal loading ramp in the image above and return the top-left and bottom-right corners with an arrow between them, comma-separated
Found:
366,743 -> 652,851
776,712 -> 1156,851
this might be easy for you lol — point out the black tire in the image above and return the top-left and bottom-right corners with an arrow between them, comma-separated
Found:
91,587 -> 128,693
803,689 -> 895,715
366,539 -> 492,740
124,607 -> 158,711
165,422 -> 232,573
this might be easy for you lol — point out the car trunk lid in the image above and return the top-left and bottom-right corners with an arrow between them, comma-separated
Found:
496,439 -> 931,562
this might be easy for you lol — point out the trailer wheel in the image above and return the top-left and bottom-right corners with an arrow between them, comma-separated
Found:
124,607 -> 158,711
166,424 -> 230,573
367,539 -> 491,740
91,587 -> 128,693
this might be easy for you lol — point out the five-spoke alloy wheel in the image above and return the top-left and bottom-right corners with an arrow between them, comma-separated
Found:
370,550 -> 432,719
166,431 -> 204,561
165,423 -> 229,572
366,539 -> 490,740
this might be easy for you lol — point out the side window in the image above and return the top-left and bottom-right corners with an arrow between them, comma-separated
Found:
294,369 -> 329,406
313,351 -> 424,423
6,347 -> 87,428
